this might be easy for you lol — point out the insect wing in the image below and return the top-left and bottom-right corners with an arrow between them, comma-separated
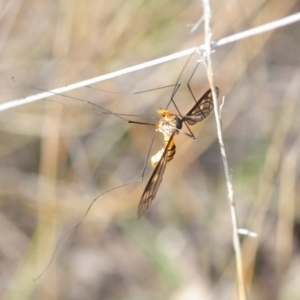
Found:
137,136 -> 174,218
184,87 -> 219,125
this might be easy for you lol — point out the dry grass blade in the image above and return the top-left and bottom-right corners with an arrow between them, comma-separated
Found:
1,13 -> 300,111
202,0 -> 247,299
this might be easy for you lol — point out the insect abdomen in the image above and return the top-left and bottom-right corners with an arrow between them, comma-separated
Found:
151,139 -> 176,167
165,139 -> 176,163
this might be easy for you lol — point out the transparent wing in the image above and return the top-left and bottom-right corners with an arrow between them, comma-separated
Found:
183,87 -> 219,125
137,136 -> 174,219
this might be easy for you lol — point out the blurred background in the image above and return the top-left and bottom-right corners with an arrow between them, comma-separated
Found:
0,0 -> 299,299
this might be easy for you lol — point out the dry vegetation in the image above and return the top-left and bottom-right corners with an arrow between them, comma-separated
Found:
0,0 -> 299,299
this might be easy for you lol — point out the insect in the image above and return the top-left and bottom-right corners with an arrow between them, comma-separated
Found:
16,55 -> 219,279
137,87 -> 219,218
14,65 -> 219,220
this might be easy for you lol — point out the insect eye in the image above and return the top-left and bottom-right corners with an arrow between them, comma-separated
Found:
162,112 -> 165,117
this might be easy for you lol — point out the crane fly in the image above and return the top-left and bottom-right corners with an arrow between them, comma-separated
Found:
13,72 -> 219,220
137,87 -> 219,218
17,52 -> 220,278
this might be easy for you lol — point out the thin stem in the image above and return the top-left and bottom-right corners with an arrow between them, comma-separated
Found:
214,12 -> 300,48
2,12 -> 300,111
202,0 -> 247,299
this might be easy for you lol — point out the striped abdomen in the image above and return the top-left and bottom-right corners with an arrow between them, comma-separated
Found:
151,138 -> 176,168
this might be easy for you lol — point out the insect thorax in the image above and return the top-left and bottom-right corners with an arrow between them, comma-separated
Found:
156,109 -> 182,136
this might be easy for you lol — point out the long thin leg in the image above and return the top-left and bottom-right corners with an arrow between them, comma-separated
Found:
163,51 -> 198,139
12,78 -> 130,122
169,50 -> 195,102
34,130 -> 158,280
45,98 -> 160,121
171,95 -> 196,139
128,121 -> 157,126
85,84 -> 179,95
187,61 -> 201,104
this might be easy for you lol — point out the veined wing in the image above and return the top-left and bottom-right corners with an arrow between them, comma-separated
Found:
137,135 -> 175,219
183,87 -> 219,125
